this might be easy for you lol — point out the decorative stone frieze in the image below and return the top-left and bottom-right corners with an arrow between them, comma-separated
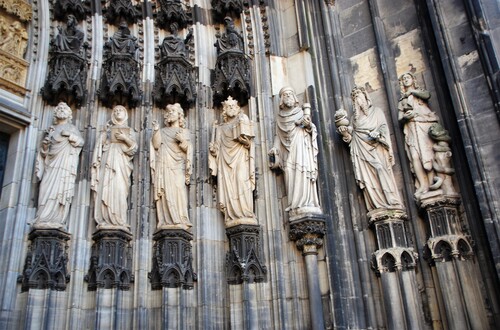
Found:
225,224 -> 267,284
212,17 -> 251,106
0,0 -> 32,22
154,0 -> 192,31
0,49 -> 29,96
85,229 -> 134,291
18,228 -> 71,292
149,229 -> 196,290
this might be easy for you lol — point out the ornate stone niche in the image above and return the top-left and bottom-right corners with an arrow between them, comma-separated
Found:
42,15 -> 88,107
149,229 -> 196,290
102,0 -> 142,25
211,0 -> 244,23
85,229 -> 134,290
53,0 -> 90,22
153,27 -> 196,109
421,196 -> 474,265
154,0 -> 192,31
0,3 -> 31,96
18,229 -> 71,292
99,23 -> 142,108
212,17 -> 251,106
226,224 -> 267,285
368,210 -> 418,276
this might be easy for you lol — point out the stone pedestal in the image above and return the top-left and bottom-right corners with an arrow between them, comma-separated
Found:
85,229 -> 134,291
225,224 -> 267,285
289,213 -> 326,330
421,196 -> 489,329
18,228 -> 71,292
369,209 -> 424,330
149,228 -> 196,290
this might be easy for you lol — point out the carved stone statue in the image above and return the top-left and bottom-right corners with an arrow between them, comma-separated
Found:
107,21 -> 138,57
209,96 -> 256,227
428,123 -> 458,195
214,16 -> 244,54
160,23 -> 192,58
52,15 -> 84,54
33,102 -> 84,229
398,72 -> 440,199
91,105 -> 137,230
151,103 -> 193,230
336,87 -> 403,212
269,87 -> 322,217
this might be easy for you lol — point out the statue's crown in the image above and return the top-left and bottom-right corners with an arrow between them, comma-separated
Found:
222,96 -> 238,108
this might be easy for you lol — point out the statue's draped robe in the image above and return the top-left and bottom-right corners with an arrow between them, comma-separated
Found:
35,123 -> 84,227
399,93 -> 438,175
349,106 -> 403,211
150,127 -> 192,228
91,126 -> 137,229
274,106 -> 320,212
209,113 -> 255,225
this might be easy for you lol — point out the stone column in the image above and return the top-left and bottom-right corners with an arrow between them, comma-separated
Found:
288,214 -> 326,330
369,210 -> 424,330
421,196 -> 489,329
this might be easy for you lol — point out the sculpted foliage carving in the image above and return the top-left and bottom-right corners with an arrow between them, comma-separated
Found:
103,0 -> 142,25
211,0 -> 244,22
155,0 -> 192,30
53,0 -> 90,22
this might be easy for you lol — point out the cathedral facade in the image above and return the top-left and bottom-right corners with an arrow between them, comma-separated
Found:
0,0 -> 499,329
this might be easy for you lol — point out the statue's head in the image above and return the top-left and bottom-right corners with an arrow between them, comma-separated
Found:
67,15 -> 77,27
399,72 -> 419,91
222,96 -> 240,121
279,86 -> 299,109
165,103 -> 185,128
224,17 -> 234,28
111,105 -> 128,125
169,22 -> 179,34
54,102 -> 73,121
351,86 -> 372,114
